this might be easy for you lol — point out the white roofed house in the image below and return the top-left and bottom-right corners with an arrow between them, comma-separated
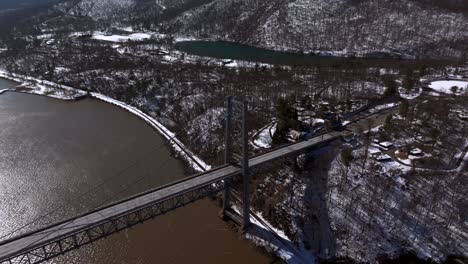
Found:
410,148 -> 423,156
375,154 -> 392,162
369,148 -> 382,158
378,141 -> 394,151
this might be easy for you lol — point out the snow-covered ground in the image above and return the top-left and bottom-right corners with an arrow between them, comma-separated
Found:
253,123 -> 276,149
186,107 -> 225,154
399,87 -> 422,100
54,67 -> 71,73
0,70 -> 86,100
174,36 -> 198,42
327,148 -> 467,263
233,205 -> 316,264
429,80 -> 468,94
92,32 -> 166,42
369,102 -> 399,113
170,0 -> 468,58
395,150 -> 432,166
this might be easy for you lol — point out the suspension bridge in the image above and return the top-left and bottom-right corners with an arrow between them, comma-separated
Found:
0,97 -> 346,264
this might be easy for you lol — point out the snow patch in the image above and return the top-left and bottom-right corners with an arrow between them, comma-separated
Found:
253,123 -> 277,149
92,32 -> 167,42
429,80 -> 468,94
399,87 -> 422,100
174,36 -> 198,42
232,206 -> 315,264
369,103 -> 398,113
92,32 -> 152,42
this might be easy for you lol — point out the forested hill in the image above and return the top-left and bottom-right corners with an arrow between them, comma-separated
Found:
0,0 -> 60,33
9,0 -> 468,59
165,0 -> 468,58
414,0 -> 468,11
0,0 -> 57,10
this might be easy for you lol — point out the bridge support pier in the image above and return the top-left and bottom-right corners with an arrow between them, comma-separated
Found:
241,100 -> 250,230
221,97 -> 250,229
222,96 -> 232,216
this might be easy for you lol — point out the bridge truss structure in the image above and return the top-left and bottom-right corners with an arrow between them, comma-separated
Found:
2,176 -> 226,264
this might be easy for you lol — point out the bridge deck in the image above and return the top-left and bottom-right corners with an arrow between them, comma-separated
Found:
0,131 -> 342,263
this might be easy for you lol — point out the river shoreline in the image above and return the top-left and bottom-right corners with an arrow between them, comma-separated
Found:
0,70 -> 210,173
0,70 -> 302,263
173,40 -> 459,68
0,90 -> 273,264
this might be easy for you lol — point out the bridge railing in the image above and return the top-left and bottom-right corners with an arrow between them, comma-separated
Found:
1,182 -> 227,264
0,164 -> 232,247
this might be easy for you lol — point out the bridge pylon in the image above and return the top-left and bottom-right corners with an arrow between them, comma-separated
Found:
221,96 -> 251,230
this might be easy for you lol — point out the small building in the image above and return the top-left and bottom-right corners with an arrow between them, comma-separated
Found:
410,148 -> 423,156
373,139 -> 380,144
369,148 -> 382,157
375,154 -> 392,162
378,141 -> 394,150
416,135 -> 434,143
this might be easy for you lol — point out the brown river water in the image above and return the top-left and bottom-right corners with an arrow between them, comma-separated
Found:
0,78 -> 270,263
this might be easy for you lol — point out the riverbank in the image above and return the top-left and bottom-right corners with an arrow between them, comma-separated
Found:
90,92 -> 211,172
0,70 -> 210,173
0,70 -> 302,263
0,90 -> 273,264
173,40 -> 458,69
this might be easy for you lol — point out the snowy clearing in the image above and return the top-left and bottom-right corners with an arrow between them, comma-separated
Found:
429,80 -> 468,94
174,36 -> 198,42
399,87 -> 422,100
0,70 -> 86,100
92,32 -> 167,42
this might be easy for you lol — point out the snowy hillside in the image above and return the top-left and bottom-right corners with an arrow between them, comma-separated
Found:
56,0 -> 135,19
31,0 -> 468,58
54,0 -> 169,22
51,0 -> 212,21
167,0 -> 468,58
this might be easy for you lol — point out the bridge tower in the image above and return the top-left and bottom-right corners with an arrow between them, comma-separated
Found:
222,96 -> 251,229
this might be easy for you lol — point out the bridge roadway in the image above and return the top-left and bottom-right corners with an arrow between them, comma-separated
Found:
0,131 -> 343,264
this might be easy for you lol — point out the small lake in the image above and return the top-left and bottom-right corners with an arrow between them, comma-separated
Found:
0,84 -> 270,263
175,41 -> 453,68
